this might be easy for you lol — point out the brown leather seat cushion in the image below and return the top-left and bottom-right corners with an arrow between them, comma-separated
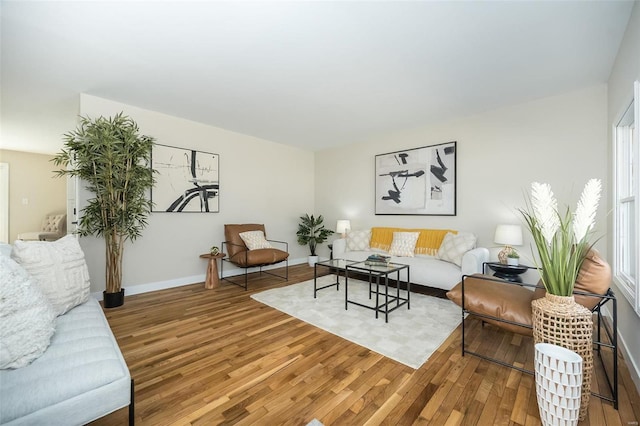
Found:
447,274 -> 539,336
229,248 -> 289,267
447,250 -> 611,337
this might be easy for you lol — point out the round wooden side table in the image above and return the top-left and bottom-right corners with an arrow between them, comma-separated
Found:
199,253 -> 226,289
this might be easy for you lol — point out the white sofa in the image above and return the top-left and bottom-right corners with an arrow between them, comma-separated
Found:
0,241 -> 133,426
332,229 -> 489,291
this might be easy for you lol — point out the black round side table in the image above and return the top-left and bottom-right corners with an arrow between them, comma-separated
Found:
486,262 -> 529,283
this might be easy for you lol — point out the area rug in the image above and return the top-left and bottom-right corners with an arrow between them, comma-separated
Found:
251,276 -> 462,369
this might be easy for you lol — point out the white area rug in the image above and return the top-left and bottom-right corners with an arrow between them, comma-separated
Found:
251,276 -> 462,369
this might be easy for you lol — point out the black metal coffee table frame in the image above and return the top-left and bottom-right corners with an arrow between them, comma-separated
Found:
313,259 -> 358,298
345,261 -> 410,323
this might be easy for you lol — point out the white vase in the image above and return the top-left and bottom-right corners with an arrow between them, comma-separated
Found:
534,343 -> 583,426
308,255 -> 319,266
507,257 -> 519,266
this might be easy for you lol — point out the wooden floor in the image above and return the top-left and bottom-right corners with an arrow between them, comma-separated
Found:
91,264 -> 640,426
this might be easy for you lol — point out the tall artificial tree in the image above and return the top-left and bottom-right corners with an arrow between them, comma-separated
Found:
53,113 -> 155,304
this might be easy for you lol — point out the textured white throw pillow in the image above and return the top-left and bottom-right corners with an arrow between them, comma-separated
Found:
389,232 -> 420,257
437,232 -> 477,266
346,230 -> 371,251
239,230 -> 273,250
0,255 -> 56,369
11,235 -> 90,316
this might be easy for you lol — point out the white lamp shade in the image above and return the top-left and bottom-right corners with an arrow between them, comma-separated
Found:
494,224 -> 523,246
336,220 -> 351,234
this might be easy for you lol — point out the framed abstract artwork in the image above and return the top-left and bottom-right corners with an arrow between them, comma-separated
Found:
375,141 -> 456,215
151,144 -> 220,213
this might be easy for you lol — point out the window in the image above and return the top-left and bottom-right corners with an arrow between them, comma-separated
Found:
613,81 -> 640,316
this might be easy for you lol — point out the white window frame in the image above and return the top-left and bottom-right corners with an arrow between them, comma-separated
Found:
613,80 -> 640,317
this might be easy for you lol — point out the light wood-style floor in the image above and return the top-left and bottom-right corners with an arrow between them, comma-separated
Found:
91,264 -> 640,425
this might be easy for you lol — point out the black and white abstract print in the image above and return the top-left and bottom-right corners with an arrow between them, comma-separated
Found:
151,144 -> 219,213
375,142 -> 456,215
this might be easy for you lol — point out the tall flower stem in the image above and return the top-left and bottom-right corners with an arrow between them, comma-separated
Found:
520,179 -> 601,296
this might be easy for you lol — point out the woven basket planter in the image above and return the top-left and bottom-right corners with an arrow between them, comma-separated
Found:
532,293 -> 593,421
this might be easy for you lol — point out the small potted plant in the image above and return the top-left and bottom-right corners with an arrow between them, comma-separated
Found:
507,250 -> 520,266
296,214 -> 334,266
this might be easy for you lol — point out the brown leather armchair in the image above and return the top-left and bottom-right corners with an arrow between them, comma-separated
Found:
446,250 -> 618,407
221,224 -> 289,290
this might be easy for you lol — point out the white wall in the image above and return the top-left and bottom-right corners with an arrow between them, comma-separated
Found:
0,94 -> 79,155
316,85 -> 609,269
79,94 -> 315,294
606,1 -> 640,392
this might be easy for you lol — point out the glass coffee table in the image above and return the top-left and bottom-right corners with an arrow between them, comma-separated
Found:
345,261 -> 410,323
313,259 -> 358,298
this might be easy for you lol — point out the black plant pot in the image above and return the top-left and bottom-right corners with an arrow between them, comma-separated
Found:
103,288 -> 125,308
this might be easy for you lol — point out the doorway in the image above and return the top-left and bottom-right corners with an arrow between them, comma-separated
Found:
0,163 -> 9,243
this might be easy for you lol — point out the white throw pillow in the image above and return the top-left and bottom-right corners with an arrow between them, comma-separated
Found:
0,255 -> 56,369
437,232 -> 477,266
11,235 -> 90,316
239,230 -> 273,250
346,230 -> 371,251
389,232 -> 420,257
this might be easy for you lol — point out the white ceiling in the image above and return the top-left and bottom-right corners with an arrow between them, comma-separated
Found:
1,1 -> 635,152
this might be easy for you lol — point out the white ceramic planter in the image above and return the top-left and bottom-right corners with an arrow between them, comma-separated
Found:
534,343 -> 583,426
308,255 -> 319,266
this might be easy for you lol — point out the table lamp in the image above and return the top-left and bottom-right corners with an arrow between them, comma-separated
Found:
494,224 -> 523,264
336,220 -> 351,238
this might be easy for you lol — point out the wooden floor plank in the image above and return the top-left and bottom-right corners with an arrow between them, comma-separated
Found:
89,264 -> 639,425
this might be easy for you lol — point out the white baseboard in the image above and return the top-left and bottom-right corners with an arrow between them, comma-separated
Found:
91,273 -> 206,300
91,256 -> 309,301
617,325 -> 640,394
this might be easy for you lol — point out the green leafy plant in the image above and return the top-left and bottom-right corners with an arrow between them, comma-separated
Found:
519,179 -> 601,296
296,214 -> 334,256
507,250 -> 520,259
52,113 -> 155,295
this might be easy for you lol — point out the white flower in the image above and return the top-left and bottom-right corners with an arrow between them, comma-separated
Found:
573,178 -> 601,242
530,182 -> 560,246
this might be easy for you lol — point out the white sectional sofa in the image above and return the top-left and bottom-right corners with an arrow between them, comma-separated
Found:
0,239 -> 133,425
332,228 -> 489,291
